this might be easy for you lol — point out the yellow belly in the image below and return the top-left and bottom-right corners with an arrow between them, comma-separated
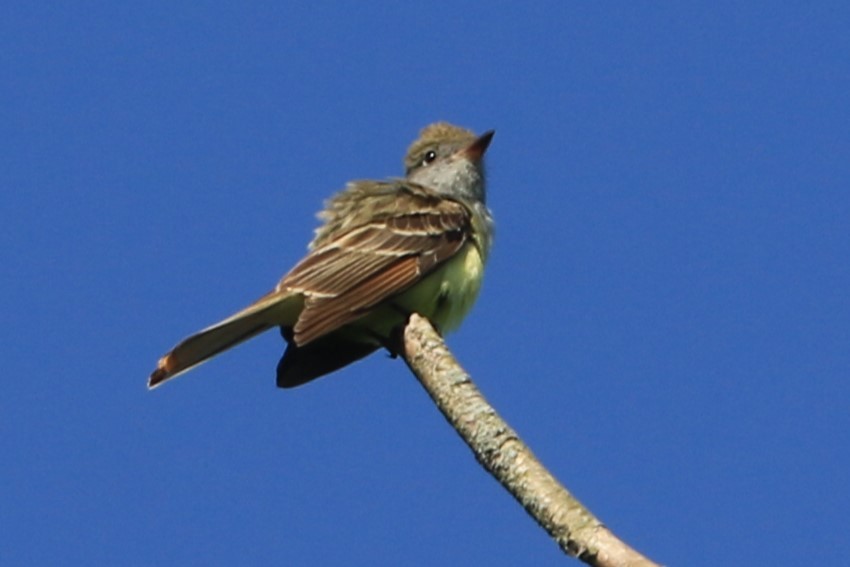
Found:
348,243 -> 486,340
398,242 -> 485,332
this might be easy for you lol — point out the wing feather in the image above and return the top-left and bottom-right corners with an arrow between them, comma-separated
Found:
277,182 -> 472,346
294,257 -> 420,343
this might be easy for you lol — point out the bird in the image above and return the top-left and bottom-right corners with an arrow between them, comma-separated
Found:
149,122 -> 495,389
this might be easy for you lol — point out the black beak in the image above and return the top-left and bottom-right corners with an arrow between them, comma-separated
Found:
460,130 -> 495,161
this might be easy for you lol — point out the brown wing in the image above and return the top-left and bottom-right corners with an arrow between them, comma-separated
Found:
278,184 -> 470,345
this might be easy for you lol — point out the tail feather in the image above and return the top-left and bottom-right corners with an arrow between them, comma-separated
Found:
276,332 -> 379,388
148,291 -> 301,389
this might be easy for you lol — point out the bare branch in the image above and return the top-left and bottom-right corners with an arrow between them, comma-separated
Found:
400,314 -> 660,567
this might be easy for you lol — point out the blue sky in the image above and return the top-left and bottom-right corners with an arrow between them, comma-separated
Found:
3,3 -> 849,565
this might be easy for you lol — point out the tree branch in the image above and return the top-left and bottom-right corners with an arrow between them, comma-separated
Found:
400,314 -> 660,567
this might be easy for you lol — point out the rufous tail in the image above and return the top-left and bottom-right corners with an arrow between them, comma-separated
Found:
148,291 -> 300,389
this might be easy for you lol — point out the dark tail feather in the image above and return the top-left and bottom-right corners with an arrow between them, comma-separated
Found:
276,329 -> 379,388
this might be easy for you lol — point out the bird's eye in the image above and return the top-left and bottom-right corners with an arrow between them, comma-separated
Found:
422,150 -> 437,165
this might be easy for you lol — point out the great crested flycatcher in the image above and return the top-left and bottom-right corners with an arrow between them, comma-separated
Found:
149,122 -> 494,389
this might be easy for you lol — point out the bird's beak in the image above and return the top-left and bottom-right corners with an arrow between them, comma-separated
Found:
459,130 -> 495,161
